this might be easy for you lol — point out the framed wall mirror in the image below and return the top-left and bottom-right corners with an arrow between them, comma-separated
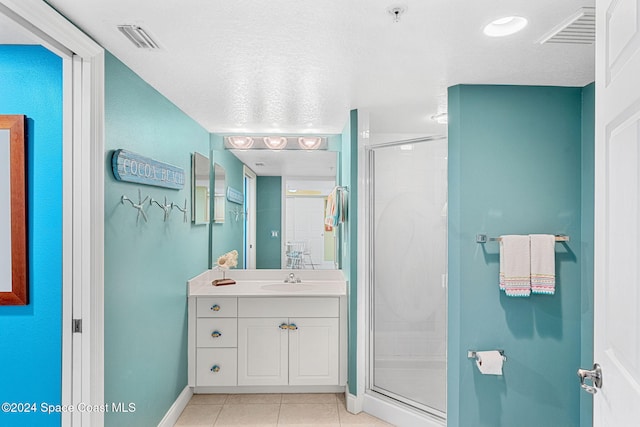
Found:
213,163 -> 226,223
1,115 -> 28,305
192,152 -> 210,224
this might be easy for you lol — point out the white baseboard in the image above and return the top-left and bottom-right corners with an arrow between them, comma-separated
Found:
157,386 -> 193,427
363,393 -> 445,427
346,391 -> 364,414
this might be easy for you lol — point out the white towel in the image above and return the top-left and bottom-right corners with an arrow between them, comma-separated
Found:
530,234 -> 556,295
499,235 -> 531,297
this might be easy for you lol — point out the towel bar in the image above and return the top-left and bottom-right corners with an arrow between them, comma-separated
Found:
476,234 -> 569,244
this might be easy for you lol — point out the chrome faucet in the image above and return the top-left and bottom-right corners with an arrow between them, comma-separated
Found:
285,272 -> 301,283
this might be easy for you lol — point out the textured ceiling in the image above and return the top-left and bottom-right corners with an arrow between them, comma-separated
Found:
43,0 -> 595,136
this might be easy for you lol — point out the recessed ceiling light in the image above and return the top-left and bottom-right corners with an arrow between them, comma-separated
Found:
483,16 -> 528,37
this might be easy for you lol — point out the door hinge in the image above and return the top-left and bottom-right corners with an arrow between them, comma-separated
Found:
73,319 -> 82,333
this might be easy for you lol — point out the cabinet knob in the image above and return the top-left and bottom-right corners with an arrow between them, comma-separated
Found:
211,330 -> 222,338
288,323 -> 298,330
211,304 -> 221,311
279,323 -> 289,330
210,365 -> 220,373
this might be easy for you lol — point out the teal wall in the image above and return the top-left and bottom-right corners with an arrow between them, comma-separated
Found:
448,84 -> 594,427
340,110 -> 358,395
210,134 -> 246,267
580,82 -> 595,427
256,176 -> 282,269
104,53 -> 210,426
0,45 -> 63,427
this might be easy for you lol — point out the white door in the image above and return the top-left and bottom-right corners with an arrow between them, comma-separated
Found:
289,317 -> 339,385
592,0 -> 640,424
287,197 -> 325,266
237,318 -> 288,385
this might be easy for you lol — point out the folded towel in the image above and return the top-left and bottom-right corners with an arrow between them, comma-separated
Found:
530,234 -> 556,295
499,235 -> 531,297
324,187 -> 340,227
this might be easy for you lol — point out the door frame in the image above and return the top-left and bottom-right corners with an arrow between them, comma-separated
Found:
364,136 -> 448,421
243,165 -> 256,269
0,1 -> 105,426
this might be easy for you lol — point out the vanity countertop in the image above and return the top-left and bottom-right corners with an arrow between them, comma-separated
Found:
188,269 -> 347,297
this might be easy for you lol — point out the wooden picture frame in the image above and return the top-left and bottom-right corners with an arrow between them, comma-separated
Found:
0,115 -> 28,305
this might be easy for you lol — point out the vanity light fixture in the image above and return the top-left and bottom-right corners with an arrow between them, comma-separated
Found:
263,136 -> 288,150
483,16 -> 528,37
298,137 -> 323,150
227,136 -> 254,149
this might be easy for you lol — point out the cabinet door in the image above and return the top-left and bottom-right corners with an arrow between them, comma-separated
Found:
288,317 -> 339,385
238,318 -> 288,385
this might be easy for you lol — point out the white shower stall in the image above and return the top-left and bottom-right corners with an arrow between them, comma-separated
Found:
365,137 -> 448,423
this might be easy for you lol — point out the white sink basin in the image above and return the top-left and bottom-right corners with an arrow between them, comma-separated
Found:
261,283 -> 317,292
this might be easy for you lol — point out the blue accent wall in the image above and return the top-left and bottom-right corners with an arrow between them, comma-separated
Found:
448,84 -> 594,427
256,176 -> 282,269
340,110 -> 358,395
210,134 -> 246,267
0,45 -> 63,427
104,52 -> 210,426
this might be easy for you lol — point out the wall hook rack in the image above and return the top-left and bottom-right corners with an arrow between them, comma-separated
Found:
228,207 -> 244,222
172,198 -> 188,223
150,196 -> 173,222
121,189 -> 149,223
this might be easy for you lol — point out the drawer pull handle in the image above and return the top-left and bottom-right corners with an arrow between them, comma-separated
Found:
279,323 -> 289,330
288,323 -> 298,330
211,330 -> 222,338
211,304 -> 221,312
210,365 -> 220,373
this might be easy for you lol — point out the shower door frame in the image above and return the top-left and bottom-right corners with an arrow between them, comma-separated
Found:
365,136 -> 447,421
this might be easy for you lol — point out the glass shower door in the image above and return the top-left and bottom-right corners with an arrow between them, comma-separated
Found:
368,137 -> 447,417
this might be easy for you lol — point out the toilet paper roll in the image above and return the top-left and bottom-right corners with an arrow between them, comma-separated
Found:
475,351 -> 504,375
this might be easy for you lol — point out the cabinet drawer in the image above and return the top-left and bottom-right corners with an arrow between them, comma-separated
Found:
196,348 -> 237,386
197,297 -> 237,317
239,297 -> 339,318
197,318 -> 237,347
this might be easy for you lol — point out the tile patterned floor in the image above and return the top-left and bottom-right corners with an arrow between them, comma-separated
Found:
174,393 -> 395,427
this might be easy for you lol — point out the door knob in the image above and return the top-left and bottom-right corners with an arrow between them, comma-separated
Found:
577,363 -> 602,394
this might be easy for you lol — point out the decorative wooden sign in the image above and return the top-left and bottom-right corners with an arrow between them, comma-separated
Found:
226,187 -> 244,204
111,149 -> 185,189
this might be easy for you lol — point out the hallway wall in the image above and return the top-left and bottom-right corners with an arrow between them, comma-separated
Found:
0,45 -> 63,427
104,52 -> 210,426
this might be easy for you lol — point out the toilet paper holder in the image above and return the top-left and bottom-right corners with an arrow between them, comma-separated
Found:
467,350 -> 506,361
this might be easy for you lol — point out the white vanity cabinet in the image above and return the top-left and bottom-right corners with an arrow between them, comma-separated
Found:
187,278 -> 347,393
192,297 -> 238,387
237,297 -> 340,386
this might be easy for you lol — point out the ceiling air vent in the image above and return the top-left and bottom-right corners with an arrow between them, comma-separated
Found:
539,7 -> 595,45
117,25 -> 159,49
